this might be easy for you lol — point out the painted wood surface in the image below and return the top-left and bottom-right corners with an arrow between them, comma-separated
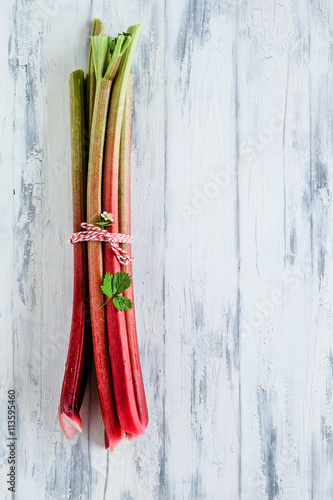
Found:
1,0 -> 333,498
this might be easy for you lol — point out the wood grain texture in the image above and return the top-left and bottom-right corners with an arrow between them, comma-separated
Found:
0,0 -> 333,498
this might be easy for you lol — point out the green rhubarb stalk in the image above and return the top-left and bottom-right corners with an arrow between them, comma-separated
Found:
59,69 -> 89,438
87,18 -> 106,135
87,32 -> 133,223
87,32 -> 134,449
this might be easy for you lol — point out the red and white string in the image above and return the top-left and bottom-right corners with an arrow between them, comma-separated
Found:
70,223 -> 134,265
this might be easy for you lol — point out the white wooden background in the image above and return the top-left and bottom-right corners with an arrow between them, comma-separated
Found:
1,0 -> 333,498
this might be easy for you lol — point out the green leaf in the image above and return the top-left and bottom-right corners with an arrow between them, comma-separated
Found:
100,272 -> 132,310
101,272 -> 114,299
112,295 -> 132,311
112,272 -> 132,295
92,220 -> 113,228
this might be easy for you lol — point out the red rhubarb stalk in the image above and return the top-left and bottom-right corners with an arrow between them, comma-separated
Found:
59,70 -> 89,438
87,33 -> 131,450
103,24 -> 146,436
119,74 -> 149,431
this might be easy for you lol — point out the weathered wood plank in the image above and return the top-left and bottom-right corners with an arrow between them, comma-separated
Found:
237,1 -> 333,499
164,1 -> 240,498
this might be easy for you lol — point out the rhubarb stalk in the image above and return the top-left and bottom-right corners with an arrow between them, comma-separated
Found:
119,74 -> 149,431
59,70 -> 89,438
87,18 -> 106,135
103,24 -> 146,436
87,33 -> 132,449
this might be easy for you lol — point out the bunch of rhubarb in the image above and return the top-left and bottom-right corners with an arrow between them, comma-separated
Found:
59,19 -> 148,451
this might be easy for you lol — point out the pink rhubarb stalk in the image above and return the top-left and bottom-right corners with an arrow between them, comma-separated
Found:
119,74 -> 149,431
103,24 -> 147,436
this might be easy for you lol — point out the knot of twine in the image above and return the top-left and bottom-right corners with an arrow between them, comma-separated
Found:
70,223 -> 134,265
